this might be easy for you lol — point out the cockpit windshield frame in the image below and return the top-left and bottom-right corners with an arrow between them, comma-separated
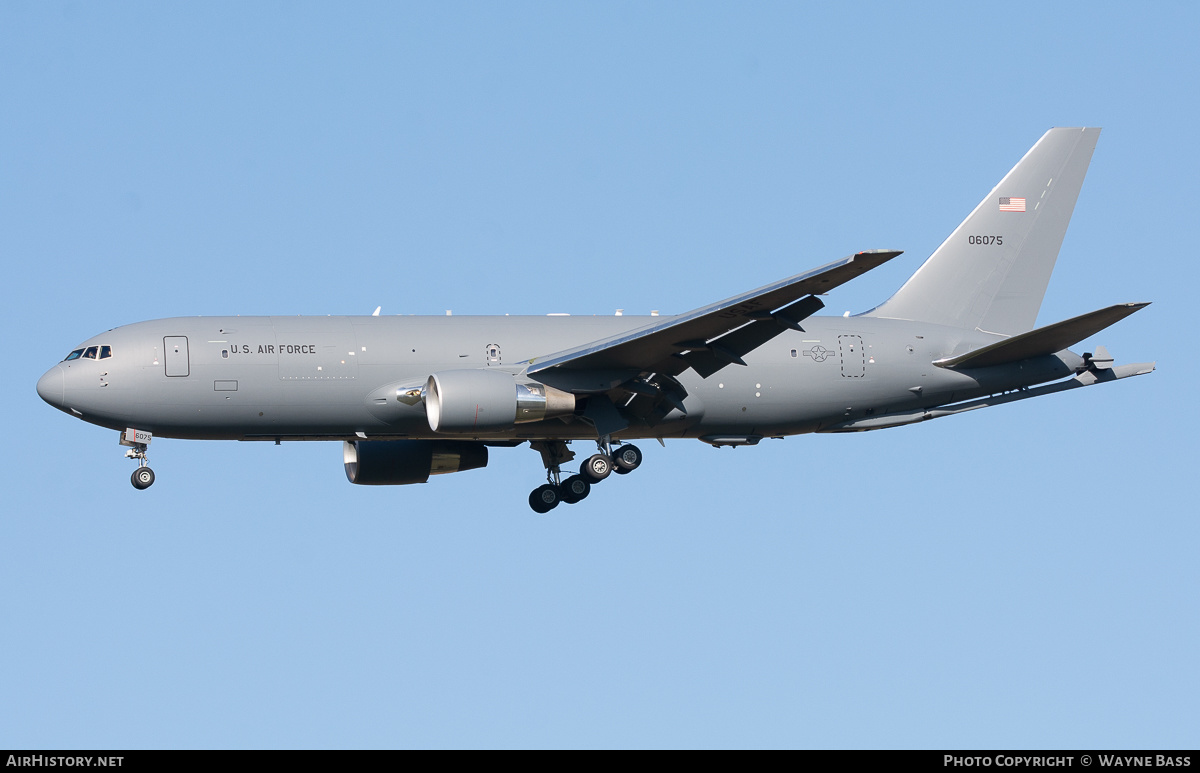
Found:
63,346 -> 113,362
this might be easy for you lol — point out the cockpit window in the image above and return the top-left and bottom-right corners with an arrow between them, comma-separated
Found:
64,345 -> 113,361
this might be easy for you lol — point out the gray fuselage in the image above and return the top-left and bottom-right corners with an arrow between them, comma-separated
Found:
37,314 -> 1079,442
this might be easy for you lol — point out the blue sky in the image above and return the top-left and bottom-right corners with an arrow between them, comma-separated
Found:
2,1 -> 1196,749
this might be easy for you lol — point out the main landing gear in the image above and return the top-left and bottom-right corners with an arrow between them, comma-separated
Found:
527,437 -> 643,513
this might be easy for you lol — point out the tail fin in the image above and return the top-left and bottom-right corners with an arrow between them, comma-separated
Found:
865,127 -> 1100,337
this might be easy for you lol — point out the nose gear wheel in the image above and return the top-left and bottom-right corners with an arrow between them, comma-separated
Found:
131,466 -> 155,490
123,435 -> 156,490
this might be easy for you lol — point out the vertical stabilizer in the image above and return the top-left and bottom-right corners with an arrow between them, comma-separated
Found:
865,127 -> 1100,336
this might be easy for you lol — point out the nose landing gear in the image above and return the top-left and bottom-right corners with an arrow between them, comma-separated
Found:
120,428 -> 155,490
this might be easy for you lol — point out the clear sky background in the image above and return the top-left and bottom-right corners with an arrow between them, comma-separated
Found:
2,1 -> 1196,749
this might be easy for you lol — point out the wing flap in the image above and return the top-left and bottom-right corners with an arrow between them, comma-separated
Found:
681,295 -> 826,378
934,302 -> 1149,370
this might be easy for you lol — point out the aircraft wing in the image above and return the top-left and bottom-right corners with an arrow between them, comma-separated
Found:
526,250 -> 901,388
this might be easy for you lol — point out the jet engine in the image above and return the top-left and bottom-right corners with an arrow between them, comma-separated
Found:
343,439 -> 488,485
424,370 -> 575,433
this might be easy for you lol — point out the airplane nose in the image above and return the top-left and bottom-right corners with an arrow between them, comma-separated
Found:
37,365 -> 64,408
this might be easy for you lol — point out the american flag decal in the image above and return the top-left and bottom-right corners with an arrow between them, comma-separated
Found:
999,196 -> 1026,212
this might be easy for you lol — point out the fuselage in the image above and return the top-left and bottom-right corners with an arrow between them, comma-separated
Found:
37,314 -> 1081,442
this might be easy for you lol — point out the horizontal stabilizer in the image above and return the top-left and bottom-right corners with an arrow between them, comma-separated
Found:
934,303 -> 1149,370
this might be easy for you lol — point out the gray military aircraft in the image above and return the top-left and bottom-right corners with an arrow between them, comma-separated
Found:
37,127 -> 1153,512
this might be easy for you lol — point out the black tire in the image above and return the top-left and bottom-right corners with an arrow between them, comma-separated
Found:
528,483 -> 560,513
581,453 -> 612,483
131,467 -> 155,490
613,444 -> 643,473
559,474 -> 591,504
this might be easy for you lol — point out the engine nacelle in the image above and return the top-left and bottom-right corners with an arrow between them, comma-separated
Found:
343,439 -> 488,485
424,369 -> 575,433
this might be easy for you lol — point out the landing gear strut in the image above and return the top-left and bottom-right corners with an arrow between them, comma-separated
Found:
526,437 -> 642,512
